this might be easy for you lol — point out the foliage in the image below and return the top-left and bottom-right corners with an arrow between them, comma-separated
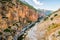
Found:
54,14 -> 58,17
50,17 -> 53,20
58,31 -> 60,35
47,23 -> 58,31
4,28 -> 11,32
8,26 -> 11,29
44,17 -> 48,21
17,34 -> 24,40
0,0 -> 12,2
0,32 -> 2,35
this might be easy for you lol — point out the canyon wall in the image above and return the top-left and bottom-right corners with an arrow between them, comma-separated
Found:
0,0 -> 38,31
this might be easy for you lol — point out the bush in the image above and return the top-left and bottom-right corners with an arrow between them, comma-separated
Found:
8,26 -> 11,29
4,28 -> 11,32
52,23 -> 54,25
17,34 -> 24,40
0,32 -> 2,35
58,31 -> 60,35
54,14 -> 58,17
47,23 -> 57,31
44,17 -> 48,21
50,17 -> 53,20
1,0 -> 11,2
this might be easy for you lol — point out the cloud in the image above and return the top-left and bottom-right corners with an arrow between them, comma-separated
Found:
33,0 -> 43,6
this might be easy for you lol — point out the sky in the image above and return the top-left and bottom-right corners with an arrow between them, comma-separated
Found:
23,0 -> 60,11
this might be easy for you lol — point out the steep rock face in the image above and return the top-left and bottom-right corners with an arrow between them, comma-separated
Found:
0,0 -> 38,40
0,0 -> 38,30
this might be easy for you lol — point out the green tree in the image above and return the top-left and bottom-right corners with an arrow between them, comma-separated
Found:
4,28 -> 11,32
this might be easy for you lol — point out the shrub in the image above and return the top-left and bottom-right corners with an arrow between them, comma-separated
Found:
0,32 -> 2,35
58,31 -> 60,35
17,34 -> 24,40
50,17 -> 53,20
1,0 -> 12,2
18,0 -> 37,10
8,26 -> 11,29
44,17 -> 48,21
47,23 -> 57,31
54,14 -> 58,17
52,23 -> 54,25
4,28 -> 11,32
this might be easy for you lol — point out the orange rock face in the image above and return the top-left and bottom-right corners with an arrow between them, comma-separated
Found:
0,0 -> 38,30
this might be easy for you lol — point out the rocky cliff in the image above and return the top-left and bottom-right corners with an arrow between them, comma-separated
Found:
0,0 -> 38,30
0,0 -> 38,40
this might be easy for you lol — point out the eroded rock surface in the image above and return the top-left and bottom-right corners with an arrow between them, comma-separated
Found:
0,0 -> 38,40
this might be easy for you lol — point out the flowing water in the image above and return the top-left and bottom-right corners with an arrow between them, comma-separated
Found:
24,21 -> 47,40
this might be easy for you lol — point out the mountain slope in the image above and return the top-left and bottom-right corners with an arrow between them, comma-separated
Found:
25,9 -> 60,40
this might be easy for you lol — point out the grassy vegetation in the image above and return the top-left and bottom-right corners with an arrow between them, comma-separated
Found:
4,28 -> 11,32
47,23 -> 58,31
54,14 -> 58,17
58,31 -> 60,35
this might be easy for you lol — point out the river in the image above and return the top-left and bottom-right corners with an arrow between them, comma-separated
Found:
24,20 -> 47,40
